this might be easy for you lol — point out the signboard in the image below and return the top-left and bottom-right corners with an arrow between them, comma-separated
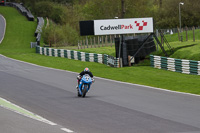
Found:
94,17 -> 153,35
79,20 -> 94,36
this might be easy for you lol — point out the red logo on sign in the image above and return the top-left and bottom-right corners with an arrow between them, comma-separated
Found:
135,21 -> 147,30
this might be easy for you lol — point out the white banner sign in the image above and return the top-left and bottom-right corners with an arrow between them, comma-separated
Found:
94,17 -> 153,35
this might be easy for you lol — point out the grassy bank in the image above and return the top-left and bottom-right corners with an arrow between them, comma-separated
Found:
153,40 -> 200,61
0,6 -> 36,55
0,6 -> 200,95
164,29 -> 200,42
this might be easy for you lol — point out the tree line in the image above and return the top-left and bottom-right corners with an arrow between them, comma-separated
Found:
7,0 -> 200,46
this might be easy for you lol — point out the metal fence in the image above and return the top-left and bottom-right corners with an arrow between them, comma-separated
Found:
78,35 -> 115,49
157,26 -> 200,42
78,26 -> 200,49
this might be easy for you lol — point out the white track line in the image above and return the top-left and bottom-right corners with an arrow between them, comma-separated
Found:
0,14 -> 6,44
0,97 -> 76,132
0,97 -> 57,125
1,54 -> 200,98
61,128 -> 74,133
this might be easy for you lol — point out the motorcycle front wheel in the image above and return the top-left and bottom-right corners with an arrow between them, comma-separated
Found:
82,84 -> 88,98
77,91 -> 81,97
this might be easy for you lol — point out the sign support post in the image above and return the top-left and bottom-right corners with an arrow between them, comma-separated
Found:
119,35 -> 122,67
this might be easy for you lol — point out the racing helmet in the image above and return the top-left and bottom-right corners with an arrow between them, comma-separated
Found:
84,67 -> 90,72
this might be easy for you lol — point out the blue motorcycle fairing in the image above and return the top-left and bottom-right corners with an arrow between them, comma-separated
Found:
78,74 -> 92,95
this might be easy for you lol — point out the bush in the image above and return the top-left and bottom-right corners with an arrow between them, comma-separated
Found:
34,1 -> 54,18
43,22 -> 79,47
62,23 -> 79,46
33,1 -> 66,24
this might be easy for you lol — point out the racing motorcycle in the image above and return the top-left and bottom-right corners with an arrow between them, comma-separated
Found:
77,74 -> 94,98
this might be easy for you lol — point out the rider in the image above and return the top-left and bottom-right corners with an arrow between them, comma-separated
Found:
76,67 -> 94,89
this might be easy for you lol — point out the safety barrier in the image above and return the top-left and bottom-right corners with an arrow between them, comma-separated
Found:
150,55 -> 200,75
36,46 -> 119,68
35,17 -> 44,36
6,2 -> 34,21
31,17 -> 44,46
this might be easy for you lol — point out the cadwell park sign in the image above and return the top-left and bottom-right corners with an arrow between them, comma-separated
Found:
94,17 -> 153,35
79,17 -> 153,36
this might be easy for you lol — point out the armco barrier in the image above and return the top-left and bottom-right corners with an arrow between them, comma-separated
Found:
31,17 -> 44,47
35,17 -> 44,37
36,46 -> 119,68
150,55 -> 200,75
6,2 -> 34,21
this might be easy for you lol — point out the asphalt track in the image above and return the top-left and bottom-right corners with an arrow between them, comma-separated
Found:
0,106 -> 70,133
0,55 -> 200,133
0,14 -> 6,43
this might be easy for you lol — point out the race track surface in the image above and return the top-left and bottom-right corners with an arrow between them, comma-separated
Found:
0,14 -> 6,43
0,55 -> 200,133
0,106 -> 69,133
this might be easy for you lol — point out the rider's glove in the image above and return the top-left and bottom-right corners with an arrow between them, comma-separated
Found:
77,75 -> 81,80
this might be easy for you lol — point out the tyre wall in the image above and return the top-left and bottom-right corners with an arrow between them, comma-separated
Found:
150,55 -> 200,75
36,46 -> 120,68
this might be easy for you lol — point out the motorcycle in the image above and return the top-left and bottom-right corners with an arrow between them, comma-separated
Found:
77,74 -> 94,98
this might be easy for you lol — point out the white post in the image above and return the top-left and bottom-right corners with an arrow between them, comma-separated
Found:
179,2 -> 184,41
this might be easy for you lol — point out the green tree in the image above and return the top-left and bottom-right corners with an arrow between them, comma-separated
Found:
182,0 -> 200,27
34,1 -> 54,18
125,0 -> 155,18
82,0 -> 121,20
155,0 -> 200,28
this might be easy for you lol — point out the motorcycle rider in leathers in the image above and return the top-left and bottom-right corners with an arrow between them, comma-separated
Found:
76,67 -> 94,89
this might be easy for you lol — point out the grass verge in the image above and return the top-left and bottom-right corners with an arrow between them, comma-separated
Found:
0,6 -> 200,95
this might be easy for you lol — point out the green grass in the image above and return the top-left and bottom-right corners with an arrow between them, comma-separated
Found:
52,43 -> 116,56
152,40 -> 200,61
0,6 -> 36,55
164,28 -> 200,42
73,46 -> 116,57
170,41 -> 200,61
1,6 -> 200,95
